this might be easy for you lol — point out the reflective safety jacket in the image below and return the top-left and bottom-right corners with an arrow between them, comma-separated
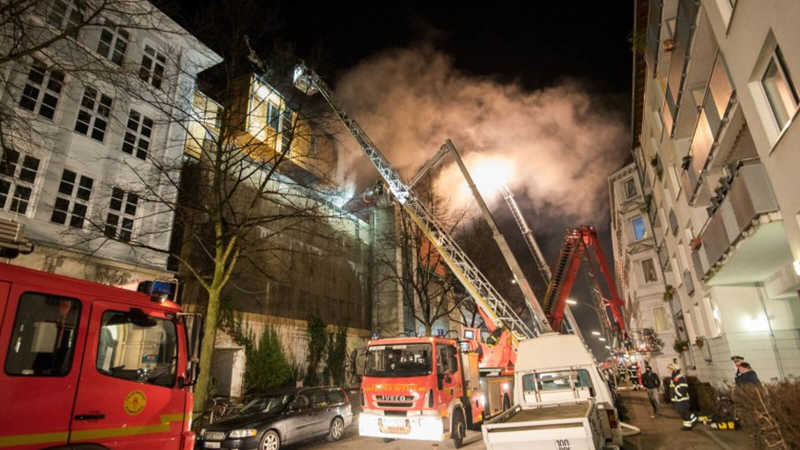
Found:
669,371 -> 690,402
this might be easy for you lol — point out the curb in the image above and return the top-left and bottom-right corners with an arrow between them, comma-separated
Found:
697,427 -> 733,450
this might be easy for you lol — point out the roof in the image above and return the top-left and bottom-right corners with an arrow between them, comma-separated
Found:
0,263 -> 180,313
516,333 -> 595,372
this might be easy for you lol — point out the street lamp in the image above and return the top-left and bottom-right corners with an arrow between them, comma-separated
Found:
566,298 -> 577,305
598,337 -> 606,342
591,331 -> 601,336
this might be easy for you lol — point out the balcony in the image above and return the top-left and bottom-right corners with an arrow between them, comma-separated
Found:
663,0 -> 700,138
693,163 -> 791,284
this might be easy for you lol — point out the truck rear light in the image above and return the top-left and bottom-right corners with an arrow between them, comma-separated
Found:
425,389 -> 434,408
606,409 -> 618,429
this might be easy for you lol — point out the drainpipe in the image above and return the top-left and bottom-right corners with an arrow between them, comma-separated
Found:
756,283 -> 785,379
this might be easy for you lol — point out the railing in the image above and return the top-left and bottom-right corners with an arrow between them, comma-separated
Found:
694,163 -> 780,279
664,0 -> 700,136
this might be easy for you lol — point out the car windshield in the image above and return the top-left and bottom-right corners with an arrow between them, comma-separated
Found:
240,394 -> 293,414
366,343 -> 432,377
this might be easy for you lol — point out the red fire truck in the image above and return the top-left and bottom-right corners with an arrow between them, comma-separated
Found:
0,219 -> 202,449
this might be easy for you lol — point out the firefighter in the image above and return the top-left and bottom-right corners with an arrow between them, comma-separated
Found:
668,363 -> 696,430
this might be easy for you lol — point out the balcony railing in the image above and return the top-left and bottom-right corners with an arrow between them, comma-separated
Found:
664,0 -> 700,137
693,163 -> 780,279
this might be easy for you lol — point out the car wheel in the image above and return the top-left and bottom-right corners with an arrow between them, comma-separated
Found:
259,430 -> 280,450
327,416 -> 345,442
452,409 -> 466,449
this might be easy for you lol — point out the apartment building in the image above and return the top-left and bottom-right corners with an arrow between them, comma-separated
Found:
609,163 -> 679,376
630,0 -> 800,385
0,0 -> 220,282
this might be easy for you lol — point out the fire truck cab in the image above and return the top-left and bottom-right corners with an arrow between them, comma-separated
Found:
0,263 -> 202,449
358,334 -> 509,448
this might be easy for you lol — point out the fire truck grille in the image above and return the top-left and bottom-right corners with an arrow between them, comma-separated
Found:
375,395 -> 415,408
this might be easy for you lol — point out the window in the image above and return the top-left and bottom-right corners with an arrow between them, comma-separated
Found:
122,109 -> 153,159
0,150 -> 40,214
267,103 -> 280,130
46,0 -> 82,37
623,178 -> 637,199
104,187 -> 137,242
641,258 -> 658,283
50,169 -> 93,228
653,306 -> 669,333
702,297 -> 723,338
96,310 -> 177,388
139,45 -> 166,89
74,87 -> 112,142
631,216 -> 647,241
309,390 -> 328,408
280,109 -> 293,152
326,389 -> 346,405
96,21 -> 129,65
762,47 -> 799,132
19,59 -> 64,120
521,369 -> 594,397
5,293 -> 81,377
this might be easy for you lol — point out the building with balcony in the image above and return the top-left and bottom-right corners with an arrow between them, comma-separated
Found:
630,0 -> 800,385
609,163 -> 679,376
0,1 -> 220,283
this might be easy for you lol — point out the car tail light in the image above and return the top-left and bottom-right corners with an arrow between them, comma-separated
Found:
606,409 -> 618,429
425,389 -> 434,408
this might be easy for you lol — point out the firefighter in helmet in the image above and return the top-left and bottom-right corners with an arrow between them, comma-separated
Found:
668,363 -> 697,430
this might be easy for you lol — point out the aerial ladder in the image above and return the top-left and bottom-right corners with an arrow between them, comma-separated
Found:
291,64 -> 537,344
500,186 -> 583,339
541,225 -> 627,341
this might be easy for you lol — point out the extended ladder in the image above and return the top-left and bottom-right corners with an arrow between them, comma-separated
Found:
293,64 -> 535,342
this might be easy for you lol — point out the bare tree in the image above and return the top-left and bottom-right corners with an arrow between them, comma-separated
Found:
2,0 -> 348,411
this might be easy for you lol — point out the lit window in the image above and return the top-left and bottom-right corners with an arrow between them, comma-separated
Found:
74,86 -> 112,142
0,150 -> 40,215
50,169 -> 93,228
139,45 -> 166,89
623,178 -> 637,199
122,109 -> 153,160
96,21 -> 129,66
19,59 -> 64,120
46,0 -> 83,37
632,216 -> 647,241
105,188 -> 137,242
641,258 -> 658,283
761,46 -> 799,132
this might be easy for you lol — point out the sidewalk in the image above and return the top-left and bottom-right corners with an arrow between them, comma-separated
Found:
619,389 -> 755,450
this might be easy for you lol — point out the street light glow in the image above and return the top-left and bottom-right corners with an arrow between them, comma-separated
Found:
598,337 -> 606,342
591,331 -> 601,336
605,345 -> 611,349
566,298 -> 577,305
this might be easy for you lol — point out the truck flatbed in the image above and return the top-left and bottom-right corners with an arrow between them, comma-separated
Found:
497,402 -> 591,423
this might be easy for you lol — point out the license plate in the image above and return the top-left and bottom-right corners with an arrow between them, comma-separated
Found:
379,417 -> 410,434
204,442 -> 221,448
555,439 -> 571,450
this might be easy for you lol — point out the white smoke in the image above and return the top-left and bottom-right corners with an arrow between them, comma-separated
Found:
333,46 -> 628,221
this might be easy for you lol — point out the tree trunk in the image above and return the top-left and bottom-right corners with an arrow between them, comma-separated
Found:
425,323 -> 432,336
193,287 -> 222,413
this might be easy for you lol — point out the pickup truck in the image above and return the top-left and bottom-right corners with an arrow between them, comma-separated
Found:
481,333 -> 623,450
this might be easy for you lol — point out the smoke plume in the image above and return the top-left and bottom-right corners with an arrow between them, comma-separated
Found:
334,46 -> 628,222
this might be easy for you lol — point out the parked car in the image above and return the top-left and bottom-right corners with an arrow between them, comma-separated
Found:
197,386 -> 353,449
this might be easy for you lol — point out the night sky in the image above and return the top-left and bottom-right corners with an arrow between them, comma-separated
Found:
167,1 -> 635,358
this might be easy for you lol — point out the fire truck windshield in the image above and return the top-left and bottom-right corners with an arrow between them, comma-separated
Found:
366,343 -> 432,377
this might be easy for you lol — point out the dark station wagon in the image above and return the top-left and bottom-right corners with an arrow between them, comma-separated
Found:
198,386 -> 353,450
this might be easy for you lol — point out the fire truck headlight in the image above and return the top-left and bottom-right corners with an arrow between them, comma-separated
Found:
228,429 -> 258,438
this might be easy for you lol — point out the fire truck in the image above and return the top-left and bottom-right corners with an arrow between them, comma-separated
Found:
0,218 -> 203,449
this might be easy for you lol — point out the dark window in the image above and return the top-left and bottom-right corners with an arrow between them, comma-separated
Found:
122,109 -> 153,159
50,169 -> 93,228
105,187 -> 136,241
19,59 -> 64,120
96,21 -> 129,65
74,86 -> 112,142
327,389 -> 346,405
310,389 -> 328,408
5,293 -> 81,376
96,310 -> 177,388
139,45 -> 166,89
